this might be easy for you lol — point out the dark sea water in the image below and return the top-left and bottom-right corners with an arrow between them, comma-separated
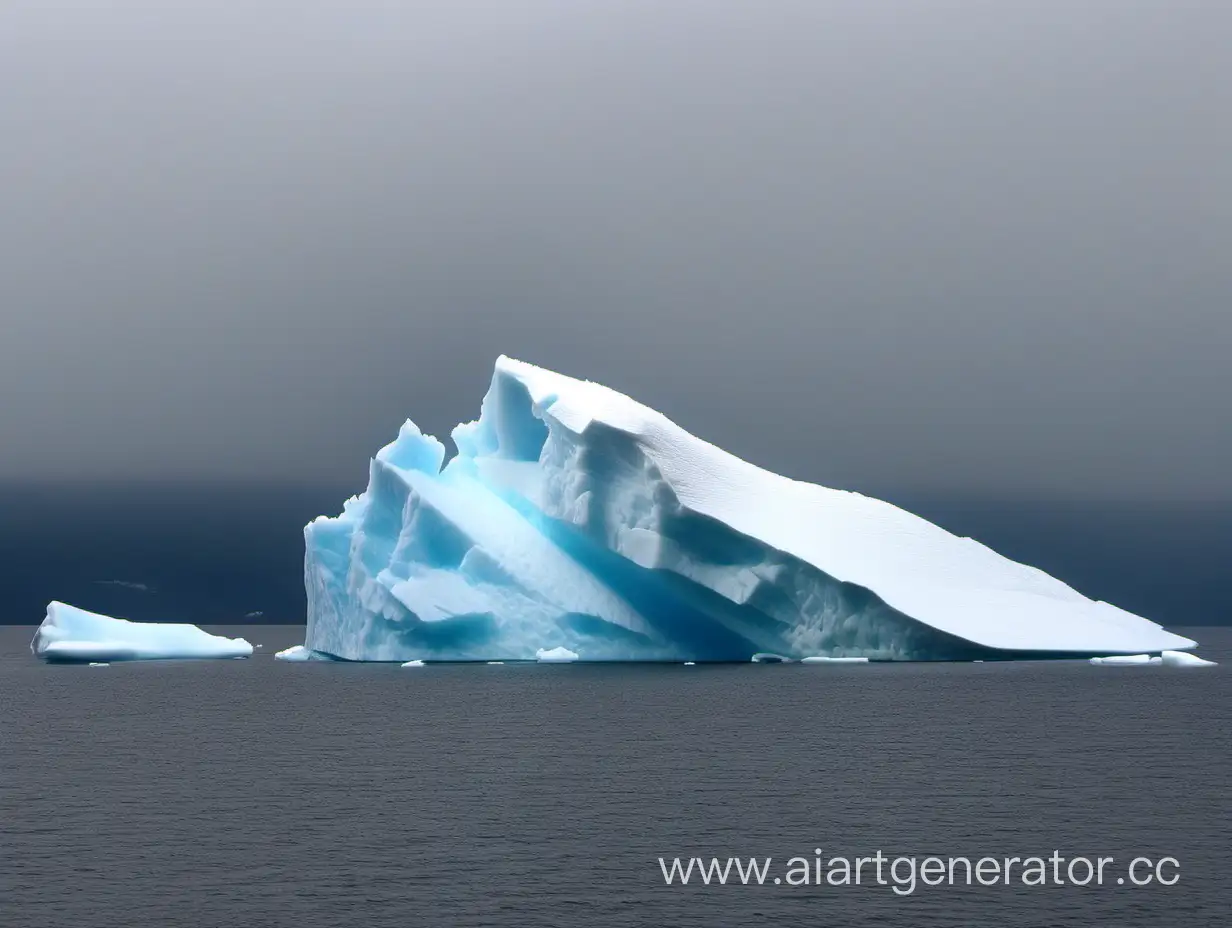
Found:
3,625 -> 1228,928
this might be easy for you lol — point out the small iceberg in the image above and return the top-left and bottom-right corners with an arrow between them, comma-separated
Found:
751,653 -> 793,663
536,646 -> 579,663
274,645 -> 339,662
486,661 -> 505,665
683,661 -> 696,666
31,602 -> 252,663
89,662 -> 109,667
400,659 -> 426,668
1089,654 -> 1153,666
801,656 -> 870,664
1161,650 -> 1217,668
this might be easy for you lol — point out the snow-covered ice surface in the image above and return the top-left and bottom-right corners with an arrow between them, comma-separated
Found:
1161,650 -> 1216,667
1088,651 -> 1216,667
1090,654 -> 1154,666
536,646 -> 579,663
31,602 -> 253,662
274,645 -> 335,662
298,357 -> 1197,663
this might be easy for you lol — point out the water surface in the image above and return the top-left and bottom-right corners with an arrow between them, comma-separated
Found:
3,625 -> 1228,927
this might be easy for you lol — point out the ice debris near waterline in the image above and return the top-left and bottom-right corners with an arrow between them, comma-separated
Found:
274,645 -> 336,662
31,602 -> 253,662
1161,650 -> 1216,667
1090,651 -> 1216,667
296,356 -> 1198,663
536,646 -> 580,663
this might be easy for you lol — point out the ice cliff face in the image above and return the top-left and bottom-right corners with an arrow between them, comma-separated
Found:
301,357 -> 1196,662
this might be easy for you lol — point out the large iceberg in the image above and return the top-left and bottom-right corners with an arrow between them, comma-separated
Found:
299,357 -> 1196,663
32,602 -> 253,662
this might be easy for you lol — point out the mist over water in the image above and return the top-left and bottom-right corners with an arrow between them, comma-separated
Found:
1,484 -> 1227,630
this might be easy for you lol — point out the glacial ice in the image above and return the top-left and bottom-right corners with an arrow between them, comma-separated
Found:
1088,651 -> 1217,667
1161,650 -> 1217,668
401,659 -> 426,667
536,646 -> 579,662
32,602 -> 253,662
802,656 -> 870,664
274,645 -> 334,662
297,357 -> 1198,663
1089,654 -> 1154,666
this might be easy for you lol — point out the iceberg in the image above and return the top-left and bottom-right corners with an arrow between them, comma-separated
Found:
1160,650 -> 1216,668
32,602 -> 253,662
274,645 -> 335,662
1089,654 -> 1154,666
400,659 -> 426,667
536,646 -> 579,663
297,357 -> 1197,663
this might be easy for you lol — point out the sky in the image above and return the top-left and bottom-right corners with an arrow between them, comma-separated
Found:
1,1 -> 1227,498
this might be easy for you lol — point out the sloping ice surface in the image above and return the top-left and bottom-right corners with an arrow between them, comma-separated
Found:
301,357 -> 1196,662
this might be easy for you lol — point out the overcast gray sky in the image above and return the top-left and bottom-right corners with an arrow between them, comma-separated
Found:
1,1 -> 1227,497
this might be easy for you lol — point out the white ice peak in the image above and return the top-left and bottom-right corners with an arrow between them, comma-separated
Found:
298,357 -> 1196,662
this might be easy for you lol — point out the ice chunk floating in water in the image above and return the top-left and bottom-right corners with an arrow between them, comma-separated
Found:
32,602 -> 253,662
1089,654 -> 1154,666
295,357 -> 1198,663
1160,650 -> 1216,668
536,646 -> 579,663
274,645 -> 335,662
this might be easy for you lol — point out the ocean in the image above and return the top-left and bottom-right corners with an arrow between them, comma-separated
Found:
2,625 -> 1228,927
2,486 -> 1228,926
